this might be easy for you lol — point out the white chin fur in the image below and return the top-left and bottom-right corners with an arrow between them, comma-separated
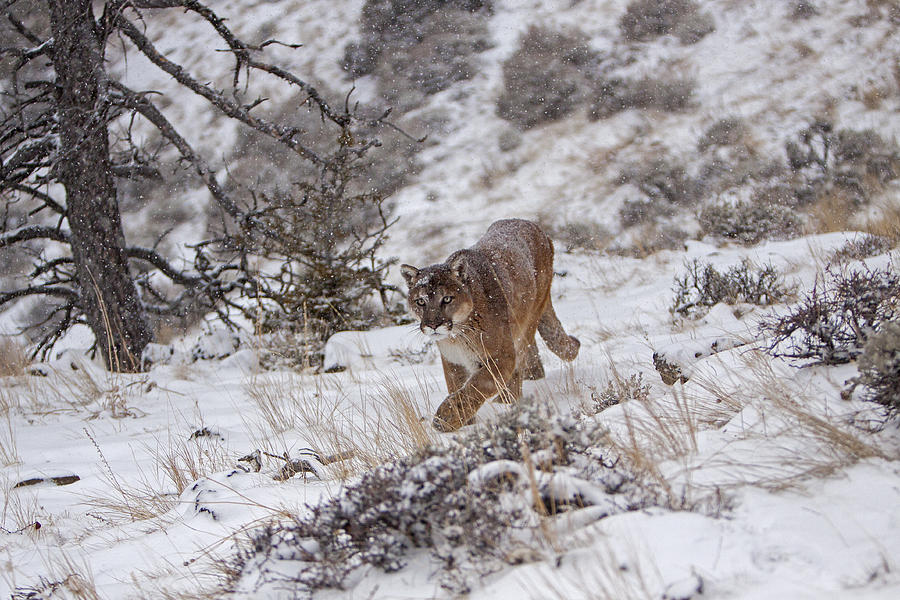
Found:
422,324 -> 451,339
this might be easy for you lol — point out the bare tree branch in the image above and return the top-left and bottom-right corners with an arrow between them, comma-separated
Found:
125,245 -> 202,286
0,284 -> 78,305
5,12 -> 46,46
112,14 -> 327,165
0,224 -> 68,248
10,183 -> 67,215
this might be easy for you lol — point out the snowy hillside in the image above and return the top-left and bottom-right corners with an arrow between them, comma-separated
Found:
2,1 -> 900,599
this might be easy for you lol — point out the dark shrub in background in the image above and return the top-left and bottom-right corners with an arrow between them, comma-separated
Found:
699,199 -> 803,245
497,26 -> 600,129
619,0 -> 715,44
342,0 -> 494,111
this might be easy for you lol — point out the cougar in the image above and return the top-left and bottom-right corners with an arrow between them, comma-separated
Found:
401,219 -> 580,432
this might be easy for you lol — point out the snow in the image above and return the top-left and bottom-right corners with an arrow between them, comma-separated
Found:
4,228 -> 898,598
2,0 -> 900,598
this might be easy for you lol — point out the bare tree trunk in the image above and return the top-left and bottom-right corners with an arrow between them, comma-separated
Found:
48,0 -> 151,371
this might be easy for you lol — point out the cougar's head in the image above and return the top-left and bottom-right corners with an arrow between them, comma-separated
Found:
401,254 -> 473,340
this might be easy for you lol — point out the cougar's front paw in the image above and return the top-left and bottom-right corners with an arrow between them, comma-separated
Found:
432,395 -> 479,432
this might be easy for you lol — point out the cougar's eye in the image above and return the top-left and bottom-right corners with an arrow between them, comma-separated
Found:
441,296 -> 453,305
415,298 -> 426,307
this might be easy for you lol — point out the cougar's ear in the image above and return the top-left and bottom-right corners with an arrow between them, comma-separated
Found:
400,264 -> 419,287
448,253 -> 467,282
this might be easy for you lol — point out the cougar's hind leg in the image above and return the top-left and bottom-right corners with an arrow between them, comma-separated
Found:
537,301 -> 580,361
522,337 -> 545,380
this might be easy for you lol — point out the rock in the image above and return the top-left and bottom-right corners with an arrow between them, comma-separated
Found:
191,329 -> 240,361
653,352 -> 688,385
141,342 -> 175,369
662,572 -> 704,599
14,474 -> 80,488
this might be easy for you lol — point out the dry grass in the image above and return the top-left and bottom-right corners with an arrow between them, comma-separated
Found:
244,370 -> 441,480
12,554 -> 101,600
0,336 -> 29,377
686,349 -> 884,491
81,429 -> 233,525
606,387 -> 704,507
745,353 -> 884,459
1,477 -> 41,535
807,188 -> 860,234
0,412 -> 20,467
0,383 -> 21,416
531,541 -> 658,600
595,340 -> 885,508
18,362 -> 147,418
864,199 -> 900,244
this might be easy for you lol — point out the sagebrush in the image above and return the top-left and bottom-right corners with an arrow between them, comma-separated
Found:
497,25 -> 599,129
228,402 -> 652,595
342,0 -> 493,111
762,266 -> 900,365
699,199 -> 802,244
851,320 -> 900,415
619,0 -> 715,44
672,259 -> 788,319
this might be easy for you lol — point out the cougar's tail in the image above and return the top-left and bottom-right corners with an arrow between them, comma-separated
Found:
537,302 -> 580,361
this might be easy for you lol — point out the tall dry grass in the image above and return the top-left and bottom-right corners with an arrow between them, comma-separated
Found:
82,428 -> 233,524
865,200 -> 900,244
244,369 -> 442,479
594,341 -> 886,512
0,412 -> 20,467
0,336 -> 29,377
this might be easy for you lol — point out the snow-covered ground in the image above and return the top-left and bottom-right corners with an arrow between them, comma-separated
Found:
3,233 -> 899,599
2,0 -> 900,598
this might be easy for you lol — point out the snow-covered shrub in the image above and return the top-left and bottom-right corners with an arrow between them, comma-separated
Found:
618,197 -> 673,227
699,199 -> 802,244
828,234 -> 894,265
589,74 -> 696,119
228,402 -> 646,595
619,156 -> 705,206
342,0 -> 493,111
762,266 -> 900,365
852,320 -> 900,414
785,122 -> 900,207
672,259 -> 787,319
696,116 -> 747,152
537,216 -> 611,253
592,373 -> 651,413
790,1 -> 819,19
619,0 -> 715,45
497,26 -> 600,129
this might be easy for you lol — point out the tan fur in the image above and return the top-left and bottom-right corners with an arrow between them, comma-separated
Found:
401,219 -> 580,431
